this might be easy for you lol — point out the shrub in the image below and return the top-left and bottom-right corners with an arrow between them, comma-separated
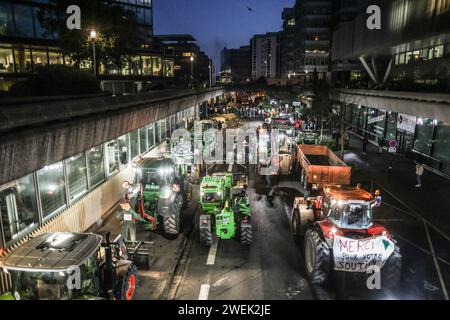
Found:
10,65 -> 101,97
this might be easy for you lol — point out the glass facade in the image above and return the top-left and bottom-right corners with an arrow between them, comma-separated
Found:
139,127 -> 148,154
346,104 -> 450,176
118,135 -> 129,166
414,119 -> 434,155
0,174 -> 38,245
66,153 -> 88,202
14,48 -> 32,73
0,110 -> 197,247
87,145 -> 105,188
148,124 -> 155,149
155,121 -> 161,144
0,47 -> 13,73
37,162 -> 66,219
130,130 -> 140,159
105,139 -> 119,176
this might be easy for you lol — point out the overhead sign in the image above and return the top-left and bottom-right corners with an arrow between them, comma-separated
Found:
397,113 -> 417,133
333,235 -> 395,272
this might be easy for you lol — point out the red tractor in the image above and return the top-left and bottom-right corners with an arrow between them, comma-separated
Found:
290,185 -> 402,288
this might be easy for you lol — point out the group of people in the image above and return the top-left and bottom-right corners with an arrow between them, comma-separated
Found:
235,106 -> 266,119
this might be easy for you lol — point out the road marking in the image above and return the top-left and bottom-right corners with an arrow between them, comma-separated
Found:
378,184 -> 449,241
198,284 -> 210,300
423,221 -> 449,300
206,239 -> 219,265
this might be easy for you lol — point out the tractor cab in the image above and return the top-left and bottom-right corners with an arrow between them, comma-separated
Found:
134,158 -> 179,191
320,186 -> 382,231
129,157 -> 190,235
200,175 -> 227,212
297,129 -> 319,145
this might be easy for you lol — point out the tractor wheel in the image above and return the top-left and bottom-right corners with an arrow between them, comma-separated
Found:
116,264 -> 138,300
304,229 -> 331,285
381,238 -> 402,289
199,215 -> 213,247
163,194 -> 183,236
291,209 -> 302,243
240,220 -> 253,245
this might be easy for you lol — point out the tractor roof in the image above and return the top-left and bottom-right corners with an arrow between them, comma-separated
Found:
0,233 -> 103,272
324,186 -> 374,202
135,157 -> 174,170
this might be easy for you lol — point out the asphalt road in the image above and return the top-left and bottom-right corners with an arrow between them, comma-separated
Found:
93,120 -> 449,300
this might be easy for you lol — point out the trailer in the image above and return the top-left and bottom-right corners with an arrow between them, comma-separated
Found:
297,144 -> 351,191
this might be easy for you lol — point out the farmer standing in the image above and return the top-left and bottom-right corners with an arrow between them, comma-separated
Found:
117,182 -> 146,241
362,136 -> 369,155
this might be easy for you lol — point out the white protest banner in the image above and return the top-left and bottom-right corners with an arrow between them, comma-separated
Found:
333,235 -> 395,272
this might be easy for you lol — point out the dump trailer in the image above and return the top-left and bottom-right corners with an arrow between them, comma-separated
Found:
297,144 -> 351,191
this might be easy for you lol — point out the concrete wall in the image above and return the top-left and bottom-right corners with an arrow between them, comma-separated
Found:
0,88 -> 223,185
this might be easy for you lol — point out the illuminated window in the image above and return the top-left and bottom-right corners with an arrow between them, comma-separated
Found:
142,56 -> 152,75
434,45 -> 444,58
0,174 -> 38,244
163,59 -> 174,77
420,48 -> 429,60
0,47 -> 14,73
66,153 -> 88,202
48,51 -> 64,65
14,48 -> 32,73
152,56 -> 162,76
32,50 -> 48,68
37,162 -> 66,218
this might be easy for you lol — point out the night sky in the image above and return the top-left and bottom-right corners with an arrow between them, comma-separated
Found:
154,0 -> 295,73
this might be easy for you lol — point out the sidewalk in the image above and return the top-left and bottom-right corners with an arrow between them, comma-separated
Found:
342,133 -> 450,236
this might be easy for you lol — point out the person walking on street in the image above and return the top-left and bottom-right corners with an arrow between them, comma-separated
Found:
362,136 -> 369,155
388,156 -> 393,181
415,162 -> 424,187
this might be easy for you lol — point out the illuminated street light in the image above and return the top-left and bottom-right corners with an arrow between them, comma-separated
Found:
90,29 -> 97,76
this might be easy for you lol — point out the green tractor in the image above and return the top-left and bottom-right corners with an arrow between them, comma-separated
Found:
0,232 -> 140,300
199,173 -> 252,246
129,157 -> 193,236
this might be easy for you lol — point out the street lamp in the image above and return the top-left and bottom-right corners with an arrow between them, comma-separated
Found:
90,29 -> 97,76
190,56 -> 194,88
